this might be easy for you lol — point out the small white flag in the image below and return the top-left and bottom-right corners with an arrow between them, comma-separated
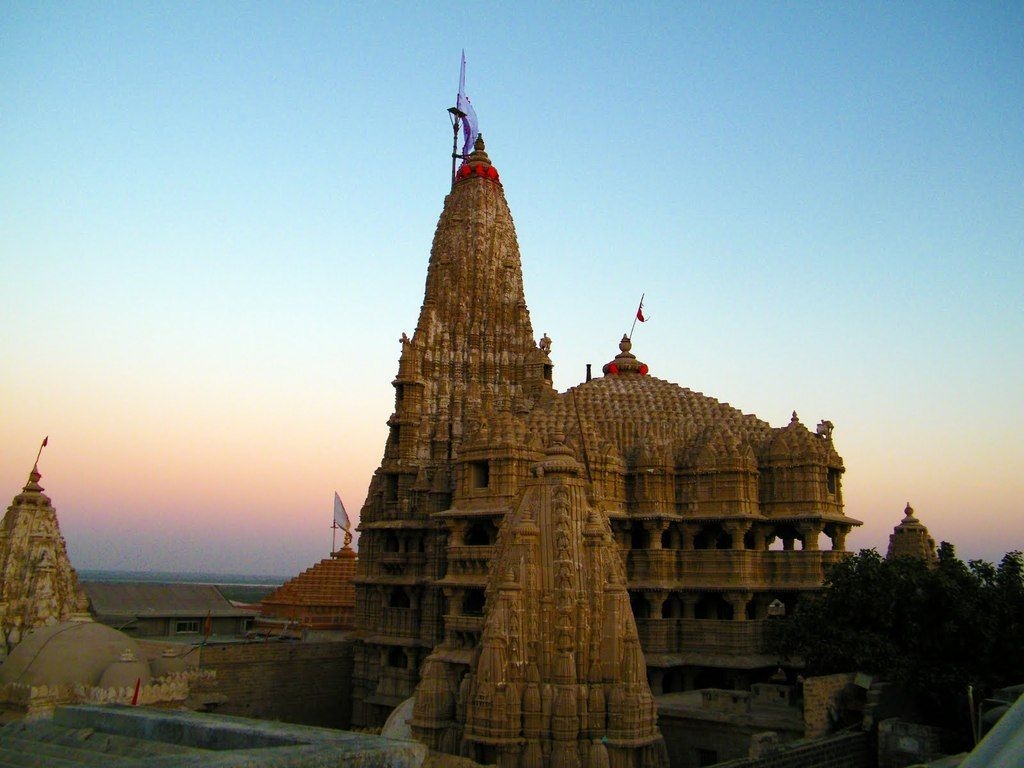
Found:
334,492 -> 350,531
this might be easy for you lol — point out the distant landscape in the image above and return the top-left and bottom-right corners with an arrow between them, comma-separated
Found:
79,569 -> 287,604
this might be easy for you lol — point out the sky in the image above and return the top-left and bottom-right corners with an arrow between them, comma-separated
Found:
1,3 -> 1021,576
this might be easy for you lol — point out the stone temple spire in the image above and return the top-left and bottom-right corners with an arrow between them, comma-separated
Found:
408,133 -> 553,453
412,437 -> 668,766
0,456 -> 90,659
351,134 -> 555,727
886,502 -> 938,565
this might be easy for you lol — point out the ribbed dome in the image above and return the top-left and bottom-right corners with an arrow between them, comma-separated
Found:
528,374 -> 772,457
0,620 -> 149,687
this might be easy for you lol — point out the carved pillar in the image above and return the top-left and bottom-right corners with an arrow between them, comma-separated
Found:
832,526 -> 849,551
682,594 -> 698,620
681,523 -> 698,551
648,591 -> 668,619
725,592 -> 753,621
645,519 -> 665,549
797,522 -> 823,551
724,521 -> 750,551
375,586 -> 386,631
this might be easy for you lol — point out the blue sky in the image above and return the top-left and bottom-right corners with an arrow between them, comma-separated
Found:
2,2 -> 1021,575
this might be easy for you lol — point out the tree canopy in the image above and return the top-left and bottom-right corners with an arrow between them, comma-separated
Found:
767,545 -> 1024,743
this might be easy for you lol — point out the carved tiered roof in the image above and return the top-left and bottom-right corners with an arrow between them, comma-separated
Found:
259,545 -> 357,633
886,502 -> 938,565
413,438 -> 668,766
0,459 -> 89,658
386,134 -> 551,474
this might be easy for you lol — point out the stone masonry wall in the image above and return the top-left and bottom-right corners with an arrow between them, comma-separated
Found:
714,731 -> 870,768
803,673 -> 857,738
193,641 -> 353,728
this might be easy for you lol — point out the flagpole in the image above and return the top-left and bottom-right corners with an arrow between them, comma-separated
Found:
448,106 -> 464,190
33,436 -> 48,468
629,293 -> 645,339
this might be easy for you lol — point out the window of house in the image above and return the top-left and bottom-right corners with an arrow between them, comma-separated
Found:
176,620 -> 200,634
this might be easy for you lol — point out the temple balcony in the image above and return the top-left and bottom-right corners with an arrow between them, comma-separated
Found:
763,550 -> 847,588
627,549 -> 761,587
444,545 -> 496,577
380,607 -> 419,637
635,618 -> 766,656
626,549 -> 847,590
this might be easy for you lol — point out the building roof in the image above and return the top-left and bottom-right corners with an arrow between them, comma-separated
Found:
261,548 -> 356,610
0,705 -> 427,768
82,581 -> 256,619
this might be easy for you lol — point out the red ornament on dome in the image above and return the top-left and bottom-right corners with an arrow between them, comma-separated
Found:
639,363 -> 649,376
607,363 -> 619,375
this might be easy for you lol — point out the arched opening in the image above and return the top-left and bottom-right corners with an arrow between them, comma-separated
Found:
662,593 -> 684,619
694,668 -> 727,689
694,524 -> 731,550
464,520 -> 496,546
386,647 -> 406,668
630,520 -> 650,550
388,588 -> 410,608
767,524 -> 802,551
630,591 -> 651,619
663,668 -> 686,693
695,594 -> 733,621
462,588 -> 486,616
384,533 -> 400,553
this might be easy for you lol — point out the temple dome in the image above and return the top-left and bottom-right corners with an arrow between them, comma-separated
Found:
528,363 -> 773,455
0,620 -> 150,688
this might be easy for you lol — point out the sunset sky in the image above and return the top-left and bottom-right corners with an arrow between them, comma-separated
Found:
2,3 -> 1021,577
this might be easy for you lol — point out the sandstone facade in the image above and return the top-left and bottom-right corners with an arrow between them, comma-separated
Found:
350,134 -> 861,763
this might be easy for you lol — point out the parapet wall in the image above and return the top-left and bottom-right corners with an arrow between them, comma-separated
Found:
145,640 -> 355,728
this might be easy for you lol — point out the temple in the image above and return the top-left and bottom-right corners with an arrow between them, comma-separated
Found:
349,130 -> 862,763
0,457 -> 90,658
886,502 -> 937,564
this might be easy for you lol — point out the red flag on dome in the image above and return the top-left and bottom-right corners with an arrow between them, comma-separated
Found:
636,296 -> 646,323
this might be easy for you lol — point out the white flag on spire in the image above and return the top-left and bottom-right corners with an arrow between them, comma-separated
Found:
457,50 -> 479,157
334,492 -> 350,531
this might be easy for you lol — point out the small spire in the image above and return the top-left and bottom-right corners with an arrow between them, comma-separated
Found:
602,335 -> 649,376
454,133 -> 501,184
903,502 -> 916,521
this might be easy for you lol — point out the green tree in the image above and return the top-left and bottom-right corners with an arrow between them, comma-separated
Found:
767,546 -> 1024,745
